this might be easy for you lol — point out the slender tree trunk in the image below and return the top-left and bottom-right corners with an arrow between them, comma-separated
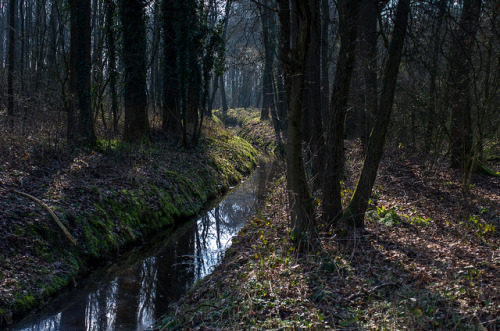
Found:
320,0 -> 329,130
7,0 -> 15,128
260,0 -> 274,121
278,0 -> 314,237
322,0 -> 360,226
19,0 -> 25,92
344,0 -> 410,228
104,0 -> 118,132
306,0 -> 325,190
358,0 -> 378,146
449,0 -> 481,174
208,76 -> 219,116
120,0 -> 149,143
424,0 -> 447,154
162,0 -> 180,135
0,2 -> 4,70
220,75 -> 228,115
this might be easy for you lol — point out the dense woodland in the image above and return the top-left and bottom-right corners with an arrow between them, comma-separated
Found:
0,0 -> 499,328
1,0 -> 498,233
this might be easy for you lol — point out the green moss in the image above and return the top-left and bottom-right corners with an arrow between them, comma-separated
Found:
4,119 -> 260,323
13,294 -> 37,314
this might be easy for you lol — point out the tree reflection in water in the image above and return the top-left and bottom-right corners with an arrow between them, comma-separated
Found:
9,160 -> 277,331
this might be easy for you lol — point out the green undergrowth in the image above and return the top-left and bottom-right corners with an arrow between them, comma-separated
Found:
213,107 -> 260,127
155,174 -> 326,330
0,120 -> 258,325
156,167 -> 498,330
214,108 -> 279,155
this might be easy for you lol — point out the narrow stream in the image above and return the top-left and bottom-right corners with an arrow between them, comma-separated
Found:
10,160 -> 278,331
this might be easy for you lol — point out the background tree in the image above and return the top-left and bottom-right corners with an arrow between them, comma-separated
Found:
448,0 -> 482,175
104,0 -> 118,132
7,0 -> 15,128
69,0 -> 96,145
344,0 -> 410,228
120,0 -> 149,143
162,0 -> 180,135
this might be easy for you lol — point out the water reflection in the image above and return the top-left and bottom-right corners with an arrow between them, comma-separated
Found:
10,160 -> 277,331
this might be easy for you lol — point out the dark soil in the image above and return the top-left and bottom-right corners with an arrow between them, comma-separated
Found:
157,139 -> 499,330
0,120 -> 258,326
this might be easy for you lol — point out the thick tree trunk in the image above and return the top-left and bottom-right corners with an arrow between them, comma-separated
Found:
278,0 -> 314,237
276,64 -> 287,132
322,0 -> 360,226
121,0 -> 149,143
69,0 -> 96,145
344,0 -> 410,228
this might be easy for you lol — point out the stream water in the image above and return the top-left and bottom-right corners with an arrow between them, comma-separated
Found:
9,160 -> 278,331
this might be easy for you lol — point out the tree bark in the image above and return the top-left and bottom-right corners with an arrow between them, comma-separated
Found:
260,0 -> 274,121
120,0 -> 149,143
424,0 -> 447,154
69,0 -> 97,145
344,0 -> 410,228
104,0 -> 118,132
162,0 -> 180,135
7,0 -> 15,128
358,0 -> 378,145
449,0 -> 482,173
320,0 -> 329,130
278,0 -> 314,237
306,0 -> 325,190
220,75 -> 228,116
322,0 -> 360,226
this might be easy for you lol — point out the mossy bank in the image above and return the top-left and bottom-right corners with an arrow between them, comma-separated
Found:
0,120 -> 258,326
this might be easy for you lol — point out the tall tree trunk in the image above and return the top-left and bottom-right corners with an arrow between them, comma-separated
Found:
424,0 -> 447,154
278,0 -> 313,237
162,0 -> 180,135
69,0 -> 96,145
306,0 -> 325,190
449,0 -> 482,174
7,0 -> 15,128
322,0 -> 360,226
344,0 -> 410,228
104,0 -> 118,132
19,0 -> 24,93
260,0 -> 274,121
276,63 -> 287,132
220,75 -> 228,115
120,0 -> 149,143
320,0 -> 329,130
358,0 -> 378,146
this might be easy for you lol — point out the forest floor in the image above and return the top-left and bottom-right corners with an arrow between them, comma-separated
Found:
0,119 -> 260,326
157,140 -> 500,330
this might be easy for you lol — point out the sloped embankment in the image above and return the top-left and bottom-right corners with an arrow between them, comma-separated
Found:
0,121 -> 258,326
214,108 -> 279,155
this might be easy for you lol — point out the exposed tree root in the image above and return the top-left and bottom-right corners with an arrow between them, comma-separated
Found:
13,190 -> 78,246
476,159 -> 500,177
